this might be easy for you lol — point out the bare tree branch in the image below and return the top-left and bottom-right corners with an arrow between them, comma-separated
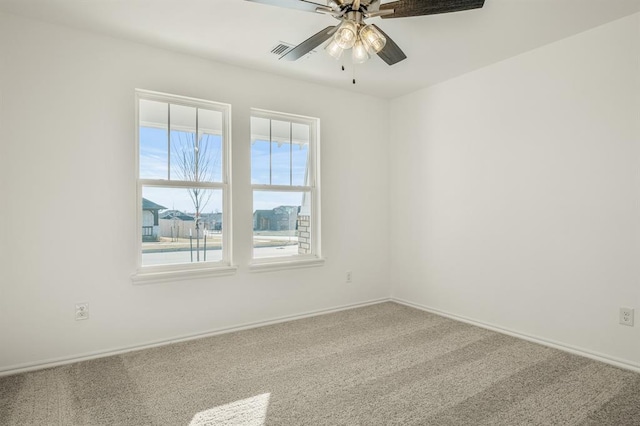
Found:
171,127 -> 222,221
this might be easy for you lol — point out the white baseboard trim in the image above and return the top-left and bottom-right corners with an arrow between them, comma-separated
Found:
0,297 -> 391,377
7,297 -> 636,377
392,297 -> 640,374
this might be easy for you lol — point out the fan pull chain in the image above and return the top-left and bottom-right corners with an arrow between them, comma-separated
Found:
338,64 -> 356,84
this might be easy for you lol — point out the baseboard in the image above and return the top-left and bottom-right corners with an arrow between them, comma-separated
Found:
7,296 -> 636,377
392,297 -> 640,374
0,297 -> 391,377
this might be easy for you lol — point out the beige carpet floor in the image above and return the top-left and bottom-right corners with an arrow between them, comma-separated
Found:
1,302 -> 639,425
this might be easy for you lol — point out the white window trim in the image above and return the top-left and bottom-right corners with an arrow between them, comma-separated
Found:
249,257 -> 325,273
131,264 -> 238,285
132,89 -> 235,284
249,108 -> 323,269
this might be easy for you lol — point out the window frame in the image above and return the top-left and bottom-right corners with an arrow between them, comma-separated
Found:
132,89 -> 235,283
249,108 -> 323,270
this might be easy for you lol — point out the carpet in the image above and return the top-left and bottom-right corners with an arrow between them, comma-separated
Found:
1,302 -> 639,425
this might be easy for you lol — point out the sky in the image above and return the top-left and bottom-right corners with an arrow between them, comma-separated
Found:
140,125 -> 310,215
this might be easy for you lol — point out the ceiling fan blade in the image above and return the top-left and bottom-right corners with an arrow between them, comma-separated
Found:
281,26 -> 337,61
246,0 -> 328,13
372,25 -> 407,66
365,9 -> 395,18
380,0 -> 485,19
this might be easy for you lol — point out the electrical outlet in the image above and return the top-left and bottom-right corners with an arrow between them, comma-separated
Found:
619,307 -> 634,327
346,271 -> 352,283
75,303 -> 89,321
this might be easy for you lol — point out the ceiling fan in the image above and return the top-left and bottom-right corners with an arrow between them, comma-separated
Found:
246,0 -> 485,66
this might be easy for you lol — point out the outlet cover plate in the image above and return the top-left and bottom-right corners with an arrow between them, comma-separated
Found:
620,307 -> 634,326
75,303 -> 89,321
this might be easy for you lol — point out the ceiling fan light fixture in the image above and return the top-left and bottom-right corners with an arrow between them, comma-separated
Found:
360,24 -> 386,54
248,0 -> 486,69
352,39 -> 369,64
334,19 -> 358,49
325,39 -> 344,59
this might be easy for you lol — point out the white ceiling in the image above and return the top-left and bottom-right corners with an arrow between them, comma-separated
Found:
1,0 -> 639,98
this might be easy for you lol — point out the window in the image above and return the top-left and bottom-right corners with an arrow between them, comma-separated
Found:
250,109 -> 321,267
134,90 -> 233,281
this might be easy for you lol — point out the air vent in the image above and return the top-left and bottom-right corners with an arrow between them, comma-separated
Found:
270,42 -> 317,60
271,42 -> 294,57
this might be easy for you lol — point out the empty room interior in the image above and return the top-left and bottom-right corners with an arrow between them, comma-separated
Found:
1,0 -> 640,424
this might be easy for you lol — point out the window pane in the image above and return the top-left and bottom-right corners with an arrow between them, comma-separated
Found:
139,100 -> 168,179
251,116 -> 271,184
271,142 -> 291,186
142,186 -> 223,266
198,109 -> 223,183
271,120 -> 291,186
292,123 -> 310,186
253,191 -> 311,259
169,104 -> 197,182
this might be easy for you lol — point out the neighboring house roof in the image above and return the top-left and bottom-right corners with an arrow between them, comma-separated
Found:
274,205 -> 299,215
142,198 -> 167,211
254,206 -> 299,216
160,210 -> 195,221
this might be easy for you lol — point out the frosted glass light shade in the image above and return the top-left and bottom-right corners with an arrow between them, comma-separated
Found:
325,39 -> 344,60
360,24 -> 386,53
334,20 -> 358,49
352,39 -> 369,64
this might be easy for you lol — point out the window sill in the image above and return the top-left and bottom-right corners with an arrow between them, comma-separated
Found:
131,264 -> 238,285
249,257 -> 325,273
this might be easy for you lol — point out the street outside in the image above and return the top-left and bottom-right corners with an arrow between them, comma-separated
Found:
142,231 -> 300,265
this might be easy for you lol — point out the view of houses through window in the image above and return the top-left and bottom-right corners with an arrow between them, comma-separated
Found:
137,92 -> 319,271
141,188 -> 223,265
250,111 -> 318,260
137,91 -> 229,269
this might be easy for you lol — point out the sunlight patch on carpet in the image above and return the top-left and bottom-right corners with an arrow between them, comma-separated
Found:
189,393 -> 271,426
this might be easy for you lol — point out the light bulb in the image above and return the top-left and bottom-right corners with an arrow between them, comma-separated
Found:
334,20 -> 358,49
352,38 -> 369,64
325,39 -> 344,60
359,24 -> 386,53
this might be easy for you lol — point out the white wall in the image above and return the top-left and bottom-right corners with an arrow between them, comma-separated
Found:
3,8 -> 638,374
0,12 -> 390,371
390,14 -> 640,367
